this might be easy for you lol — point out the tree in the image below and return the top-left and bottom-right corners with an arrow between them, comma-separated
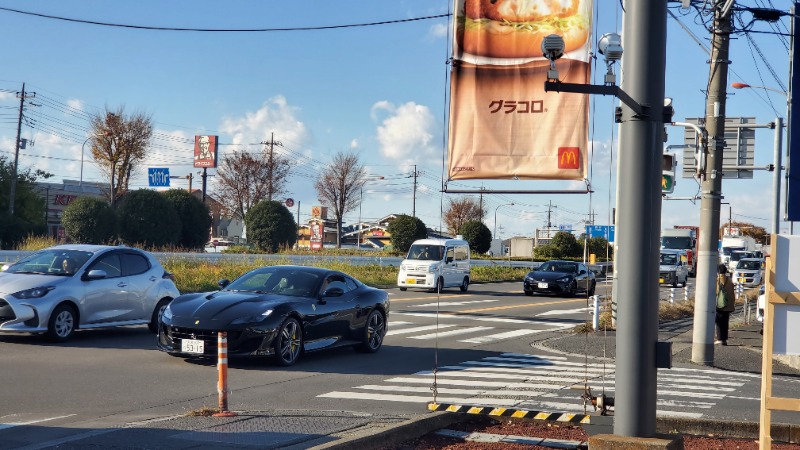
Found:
459,220 -> 492,254
245,200 -> 297,253
582,236 -> 612,260
215,150 -> 271,221
262,137 -> 291,202
61,197 -> 117,244
0,155 -> 50,248
551,231 -> 580,258
719,221 -> 767,245
117,190 -> 180,248
314,150 -> 367,248
387,214 -> 427,254
163,189 -> 211,249
443,197 -> 485,236
89,108 -> 154,208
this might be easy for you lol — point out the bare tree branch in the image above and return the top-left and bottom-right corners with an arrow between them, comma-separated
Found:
314,150 -> 366,248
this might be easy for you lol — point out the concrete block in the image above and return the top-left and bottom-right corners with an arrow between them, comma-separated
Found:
588,433 -> 683,450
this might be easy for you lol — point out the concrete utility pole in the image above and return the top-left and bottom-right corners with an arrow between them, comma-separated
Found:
614,0 -> 668,437
692,0 -> 733,366
9,83 -> 34,216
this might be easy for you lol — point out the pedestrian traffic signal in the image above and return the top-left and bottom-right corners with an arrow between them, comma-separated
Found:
662,153 -> 677,172
662,173 -> 675,194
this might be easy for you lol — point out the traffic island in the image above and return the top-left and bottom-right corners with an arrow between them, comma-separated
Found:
588,433 -> 684,449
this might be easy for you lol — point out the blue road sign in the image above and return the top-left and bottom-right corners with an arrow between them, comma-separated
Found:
148,168 -> 170,187
585,225 -> 615,243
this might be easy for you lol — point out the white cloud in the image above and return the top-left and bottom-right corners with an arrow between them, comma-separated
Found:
372,101 -> 440,161
428,23 -> 448,39
350,139 -> 359,149
219,95 -> 312,152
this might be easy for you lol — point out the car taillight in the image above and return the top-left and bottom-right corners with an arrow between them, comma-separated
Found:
163,271 -> 176,282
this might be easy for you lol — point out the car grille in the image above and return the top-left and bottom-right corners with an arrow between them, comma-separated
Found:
0,299 -> 16,322
168,327 -> 243,355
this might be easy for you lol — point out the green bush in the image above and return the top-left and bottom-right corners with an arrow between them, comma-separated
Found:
61,197 -> 117,244
245,200 -> 297,253
387,214 -> 427,254
118,189 -> 181,247
162,189 -> 211,249
459,220 -> 491,254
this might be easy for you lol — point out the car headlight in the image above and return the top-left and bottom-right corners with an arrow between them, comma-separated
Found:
12,286 -> 55,299
230,309 -> 273,325
556,276 -> 571,283
162,304 -> 173,320
428,264 -> 440,273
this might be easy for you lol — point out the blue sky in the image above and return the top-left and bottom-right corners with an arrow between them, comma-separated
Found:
0,1 -> 794,239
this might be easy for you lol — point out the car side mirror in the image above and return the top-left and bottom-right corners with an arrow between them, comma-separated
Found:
323,287 -> 344,298
580,269 -> 587,275
218,279 -> 230,288
85,269 -> 107,280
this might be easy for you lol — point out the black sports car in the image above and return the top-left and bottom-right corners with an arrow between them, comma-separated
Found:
523,260 -> 596,297
157,265 -> 389,366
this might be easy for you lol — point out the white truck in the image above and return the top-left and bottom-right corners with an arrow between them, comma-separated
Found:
720,235 -> 757,268
660,227 -> 698,277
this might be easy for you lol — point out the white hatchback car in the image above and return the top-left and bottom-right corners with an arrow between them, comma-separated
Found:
0,245 -> 179,342
732,258 -> 764,287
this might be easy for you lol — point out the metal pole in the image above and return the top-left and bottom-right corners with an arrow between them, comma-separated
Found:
692,2 -> 732,366
358,187 -> 363,249
614,0 -> 667,437
8,83 -> 25,215
773,117 -> 783,234
80,136 -> 92,187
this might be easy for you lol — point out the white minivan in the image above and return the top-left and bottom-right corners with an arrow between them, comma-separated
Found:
397,238 -> 471,292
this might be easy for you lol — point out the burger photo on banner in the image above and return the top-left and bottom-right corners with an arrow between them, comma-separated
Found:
448,0 -> 593,181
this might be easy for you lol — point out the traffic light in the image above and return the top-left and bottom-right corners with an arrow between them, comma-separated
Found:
662,153 -> 676,194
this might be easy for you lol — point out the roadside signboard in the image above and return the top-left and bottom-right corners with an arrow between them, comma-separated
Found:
148,168 -> 170,187
585,225 -> 615,243
682,117 -> 755,179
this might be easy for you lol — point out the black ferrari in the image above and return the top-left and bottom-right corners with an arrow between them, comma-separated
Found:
523,260 -> 596,297
157,265 -> 389,366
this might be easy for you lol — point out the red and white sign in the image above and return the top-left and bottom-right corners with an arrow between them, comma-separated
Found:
194,135 -> 219,169
285,198 -> 295,208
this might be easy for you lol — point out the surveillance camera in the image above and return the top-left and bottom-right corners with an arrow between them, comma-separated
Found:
541,34 -> 565,62
597,33 -> 623,61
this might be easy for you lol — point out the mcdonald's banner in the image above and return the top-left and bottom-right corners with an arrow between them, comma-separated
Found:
448,0 -> 592,181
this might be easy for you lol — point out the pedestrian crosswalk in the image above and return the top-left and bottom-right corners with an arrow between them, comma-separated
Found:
319,352 -> 759,419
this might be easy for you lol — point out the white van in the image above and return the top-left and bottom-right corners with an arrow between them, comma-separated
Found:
397,238 -> 471,292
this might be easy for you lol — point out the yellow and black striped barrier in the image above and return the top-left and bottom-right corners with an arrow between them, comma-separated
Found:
427,402 -> 593,424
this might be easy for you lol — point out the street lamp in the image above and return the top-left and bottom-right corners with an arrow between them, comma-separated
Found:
357,176 -> 384,249
80,136 -> 92,187
493,203 -> 514,238
730,82 -> 786,235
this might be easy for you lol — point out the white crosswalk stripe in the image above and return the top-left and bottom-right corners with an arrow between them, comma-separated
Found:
318,353 -> 753,419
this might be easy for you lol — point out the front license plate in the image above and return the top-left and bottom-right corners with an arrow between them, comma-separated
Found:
739,278 -> 745,284
181,338 -> 204,354
659,278 -> 665,283
537,282 -> 548,289
407,278 -> 416,284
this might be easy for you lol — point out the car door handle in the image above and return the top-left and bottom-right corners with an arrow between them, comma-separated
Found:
117,282 -> 128,288
149,276 -> 158,282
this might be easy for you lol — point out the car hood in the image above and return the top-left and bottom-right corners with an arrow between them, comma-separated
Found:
527,271 -> 574,282
0,272 -> 70,296
659,264 -> 680,271
168,291 -> 297,326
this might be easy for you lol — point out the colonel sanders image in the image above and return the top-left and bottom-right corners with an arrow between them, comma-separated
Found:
196,135 -> 212,161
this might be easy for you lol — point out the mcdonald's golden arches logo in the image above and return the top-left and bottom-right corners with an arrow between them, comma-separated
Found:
557,147 -> 580,170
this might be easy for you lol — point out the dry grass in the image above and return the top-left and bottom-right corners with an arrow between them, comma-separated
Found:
184,406 -> 220,417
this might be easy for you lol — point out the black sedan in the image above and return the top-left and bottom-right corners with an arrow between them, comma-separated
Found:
523,260 -> 596,297
157,265 -> 389,366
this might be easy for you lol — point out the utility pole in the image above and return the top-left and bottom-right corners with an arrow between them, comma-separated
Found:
692,0 -> 732,366
412,165 -> 418,217
8,83 -> 35,215
614,0 -> 668,437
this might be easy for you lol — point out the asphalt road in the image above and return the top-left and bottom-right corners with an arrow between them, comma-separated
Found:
3,278 -> 795,449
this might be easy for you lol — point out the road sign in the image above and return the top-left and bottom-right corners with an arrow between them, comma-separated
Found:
285,198 -> 295,208
585,225 -> 614,243
148,168 -> 170,187
662,173 -> 675,194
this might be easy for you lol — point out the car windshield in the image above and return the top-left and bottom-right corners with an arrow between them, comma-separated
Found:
722,247 -> 744,256
225,267 -> 321,297
730,252 -> 753,262
539,262 -> 577,273
407,244 -> 443,261
4,249 -> 93,276
660,254 -> 678,265
737,260 -> 762,270
661,236 -> 692,249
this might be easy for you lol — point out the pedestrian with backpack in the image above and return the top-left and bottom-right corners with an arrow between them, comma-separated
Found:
715,263 -> 736,345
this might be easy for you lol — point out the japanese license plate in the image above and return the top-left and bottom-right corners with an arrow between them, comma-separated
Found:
537,282 -> 548,289
659,278 -> 665,283
407,278 -> 416,284
181,338 -> 204,354
739,278 -> 745,284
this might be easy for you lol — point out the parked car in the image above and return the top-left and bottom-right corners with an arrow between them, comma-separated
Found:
0,245 -> 179,342
157,265 -> 390,366
659,249 -> 689,288
732,258 -> 764,287
523,260 -> 596,297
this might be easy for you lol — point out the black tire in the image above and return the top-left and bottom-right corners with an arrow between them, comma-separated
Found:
356,310 -> 386,353
524,291 -> 534,297
47,304 -> 77,342
588,281 -> 596,297
273,317 -> 302,366
459,277 -> 469,293
399,287 -> 407,292
149,298 -> 171,333
672,275 -> 678,288
431,277 -> 444,293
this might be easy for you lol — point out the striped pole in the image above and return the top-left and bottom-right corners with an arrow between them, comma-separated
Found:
213,331 -> 237,417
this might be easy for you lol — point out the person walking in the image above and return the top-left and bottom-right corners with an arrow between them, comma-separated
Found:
715,263 -> 736,345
